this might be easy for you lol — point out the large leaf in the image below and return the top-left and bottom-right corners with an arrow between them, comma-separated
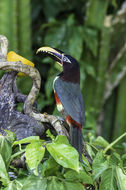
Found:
13,136 -> 40,146
42,0 -> 70,19
4,180 -> 23,190
108,152 -> 122,166
53,135 -> 70,145
42,157 -> 60,177
99,167 -> 117,190
47,177 -> 86,190
93,136 -> 109,148
92,151 -> 109,180
46,136 -> 79,171
68,26 -> 83,60
0,136 -> 12,168
45,72 -> 57,98
82,154 -> 92,172
44,23 -> 66,47
26,142 -> 45,175
64,169 -> 93,184
63,181 -> 85,190
4,130 -> 16,144
86,0 -> 109,29
116,166 -> 126,190
46,177 -> 64,190
85,144 -> 95,159
83,27 -> 98,57
18,175 -> 47,190
0,154 -> 10,186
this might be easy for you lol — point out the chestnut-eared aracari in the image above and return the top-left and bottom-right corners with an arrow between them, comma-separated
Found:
37,47 -> 85,161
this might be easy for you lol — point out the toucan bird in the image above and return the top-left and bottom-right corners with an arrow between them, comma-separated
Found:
37,47 -> 85,161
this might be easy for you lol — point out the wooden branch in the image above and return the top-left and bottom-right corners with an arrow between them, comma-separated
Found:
0,35 -> 69,138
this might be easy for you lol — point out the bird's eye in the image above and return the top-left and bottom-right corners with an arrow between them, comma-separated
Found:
63,56 -> 71,63
63,57 -> 67,61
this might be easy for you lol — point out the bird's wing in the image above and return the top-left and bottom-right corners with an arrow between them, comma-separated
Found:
54,77 -> 85,125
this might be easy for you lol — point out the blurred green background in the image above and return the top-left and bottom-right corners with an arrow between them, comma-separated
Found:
0,0 -> 126,142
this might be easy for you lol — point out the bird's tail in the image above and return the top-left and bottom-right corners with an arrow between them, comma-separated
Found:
70,125 -> 83,161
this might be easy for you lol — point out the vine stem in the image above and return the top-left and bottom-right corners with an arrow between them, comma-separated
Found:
103,132 -> 126,154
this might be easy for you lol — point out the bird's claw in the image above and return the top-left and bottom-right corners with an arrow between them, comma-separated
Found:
43,112 -> 48,118
57,116 -> 65,124
51,116 -> 64,126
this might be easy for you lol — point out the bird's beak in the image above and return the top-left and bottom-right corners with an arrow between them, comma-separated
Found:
36,47 -> 63,66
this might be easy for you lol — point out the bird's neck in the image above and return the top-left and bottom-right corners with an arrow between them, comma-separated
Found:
59,68 -> 80,84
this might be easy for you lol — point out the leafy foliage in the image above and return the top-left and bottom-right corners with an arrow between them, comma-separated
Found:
0,131 -> 126,190
0,0 -> 126,139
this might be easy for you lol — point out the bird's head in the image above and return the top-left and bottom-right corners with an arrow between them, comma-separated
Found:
37,47 -> 79,69
37,47 -> 80,83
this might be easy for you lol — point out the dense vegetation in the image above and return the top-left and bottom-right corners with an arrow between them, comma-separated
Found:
0,130 -> 126,189
0,0 -> 126,189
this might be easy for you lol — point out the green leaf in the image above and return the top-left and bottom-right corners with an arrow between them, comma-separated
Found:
85,64 -> 96,78
17,76 -> 32,95
68,26 -> 83,60
13,136 -> 40,146
26,142 -> 45,176
4,130 -> 16,144
116,166 -> 126,190
46,177 -> 64,190
0,136 -> 12,168
53,135 -> 69,145
93,136 -> 109,148
64,181 -> 85,190
37,93 -> 53,111
0,154 -> 10,186
112,0 -> 117,9
42,157 -> 60,177
64,170 -> 93,184
18,175 -> 47,190
99,167 -> 117,190
47,136 -> 79,171
82,155 -> 92,171
44,23 -> 66,47
42,0 -> 69,19
83,27 -> 98,57
4,180 -> 23,190
45,67 -> 59,99
85,144 -> 95,159
66,14 -> 75,26
46,130 -> 55,140
45,74 -> 55,98
86,0 -> 109,29
92,151 -> 109,180
108,153 -> 122,166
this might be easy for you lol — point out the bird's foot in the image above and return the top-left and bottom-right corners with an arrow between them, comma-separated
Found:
43,112 -> 48,118
51,116 -> 64,126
